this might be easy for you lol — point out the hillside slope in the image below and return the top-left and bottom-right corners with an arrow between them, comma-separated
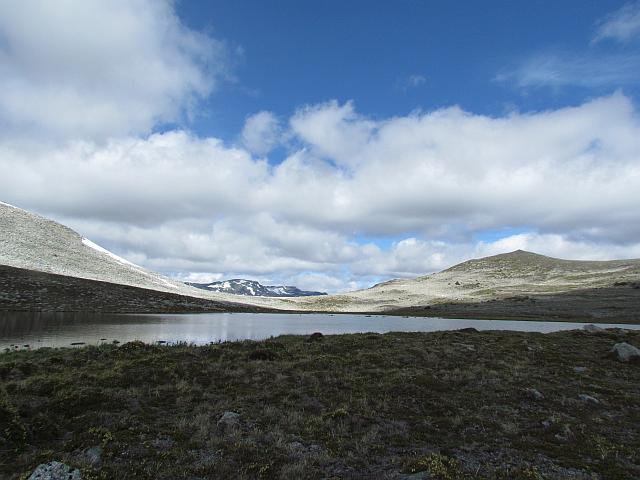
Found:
0,202 -> 203,294
2,201 -> 639,319
282,250 -> 640,315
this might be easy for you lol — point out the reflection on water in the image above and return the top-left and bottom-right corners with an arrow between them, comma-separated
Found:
1,311 -> 638,350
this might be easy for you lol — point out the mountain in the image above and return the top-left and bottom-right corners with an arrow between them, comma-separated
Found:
186,279 -> 327,297
286,249 -> 640,320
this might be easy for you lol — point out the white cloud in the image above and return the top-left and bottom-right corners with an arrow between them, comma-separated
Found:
593,1 -> 640,43
0,0 -> 229,140
3,93 -> 640,293
396,74 -> 427,90
289,100 -> 375,167
499,2 -> 640,90
497,52 -> 640,89
241,111 -> 281,155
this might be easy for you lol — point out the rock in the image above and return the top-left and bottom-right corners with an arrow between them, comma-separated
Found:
525,388 -> 544,401
28,461 -> 82,480
83,446 -> 102,466
398,472 -> 430,480
305,332 -> 324,343
457,327 -> 478,333
573,366 -> 587,373
151,435 -> 175,451
288,441 -> 305,451
217,411 -> 241,430
583,324 -> 603,333
609,342 -> 640,363
554,433 -> 568,442
578,394 -> 600,405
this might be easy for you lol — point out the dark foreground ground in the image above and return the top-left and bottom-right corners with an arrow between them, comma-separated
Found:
0,265 -> 273,314
385,283 -> 640,324
1,329 -> 639,479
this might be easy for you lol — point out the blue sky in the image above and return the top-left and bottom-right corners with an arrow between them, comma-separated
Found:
1,0 -> 640,292
176,0 -> 639,141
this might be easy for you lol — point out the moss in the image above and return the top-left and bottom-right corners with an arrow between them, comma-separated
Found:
0,391 -> 26,454
405,453 -> 465,479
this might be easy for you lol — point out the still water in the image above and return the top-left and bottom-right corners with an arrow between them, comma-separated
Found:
1,312 -> 638,350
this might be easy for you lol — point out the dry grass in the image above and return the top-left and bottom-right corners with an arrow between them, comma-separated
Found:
1,328 -> 639,479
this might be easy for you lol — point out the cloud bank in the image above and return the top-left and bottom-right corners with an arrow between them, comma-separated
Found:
0,0 -> 228,140
1,1 -> 640,292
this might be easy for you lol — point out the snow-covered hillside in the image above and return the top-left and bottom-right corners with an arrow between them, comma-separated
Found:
186,278 -> 326,297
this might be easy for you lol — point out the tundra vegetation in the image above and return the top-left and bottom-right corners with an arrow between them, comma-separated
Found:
1,328 -> 639,479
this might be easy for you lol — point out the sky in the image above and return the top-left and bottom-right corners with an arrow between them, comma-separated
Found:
1,0 -> 640,293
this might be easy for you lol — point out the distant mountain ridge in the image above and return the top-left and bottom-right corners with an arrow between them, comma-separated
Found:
185,279 -> 327,297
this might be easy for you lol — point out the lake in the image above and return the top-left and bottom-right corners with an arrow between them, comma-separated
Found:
1,312 -> 639,350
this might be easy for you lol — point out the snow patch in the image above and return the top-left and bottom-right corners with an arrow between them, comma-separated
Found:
159,278 -> 180,290
81,237 -> 140,268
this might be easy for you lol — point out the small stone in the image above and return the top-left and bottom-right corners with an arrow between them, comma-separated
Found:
217,411 -> 241,430
83,446 -> 102,466
578,394 -> 600,404
583,324 -> 604,333
525,388 -> 544,401
151,435 -> 175,451
573,366 -> 587,373
609,342 -> 640,363
28,461 -> 82,480
554,433 -> 568,442
288,441 -> 305,451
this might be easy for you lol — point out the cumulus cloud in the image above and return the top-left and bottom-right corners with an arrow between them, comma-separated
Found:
3,94 -> 640,290
0,0 -> 229,140
241,111 -> 281,155
593,1 -> 640,44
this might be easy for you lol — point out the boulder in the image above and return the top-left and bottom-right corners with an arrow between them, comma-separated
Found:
583,324 -> 604,333
305,332 -> 324,343
609,342 -> 640,363
28,461 -> 81,480
457,327 -> 478,333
